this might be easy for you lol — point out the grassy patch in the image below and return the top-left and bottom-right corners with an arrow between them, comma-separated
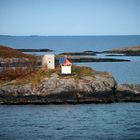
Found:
29,67 -> 60,88
0,67 -> 36,85
0,66 -> 61,87
72,65 -> 94,76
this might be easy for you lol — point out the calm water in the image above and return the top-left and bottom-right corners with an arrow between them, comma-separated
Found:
0,103 -> 140,140
0,35 -> 140,53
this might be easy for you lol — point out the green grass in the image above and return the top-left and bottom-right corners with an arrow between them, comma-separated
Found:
29,68 -> 57,87
72,66 -> 94,76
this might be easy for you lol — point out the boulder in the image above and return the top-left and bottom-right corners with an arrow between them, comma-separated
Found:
116,84 -> 140,102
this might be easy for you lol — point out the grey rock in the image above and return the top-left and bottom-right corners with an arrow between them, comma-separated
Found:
0,71 -> 117,104
116,84 -> 140,102
0,84 -> 32,97
1,70 -> 140,104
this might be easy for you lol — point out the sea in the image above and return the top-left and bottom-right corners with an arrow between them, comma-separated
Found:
0,35 -> 140,140
0,104 -> 140,140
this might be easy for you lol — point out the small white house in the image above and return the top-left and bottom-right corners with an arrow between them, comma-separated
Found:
59,58 -> 72,74
61,65 -> 71,74
42,54 -> 55,69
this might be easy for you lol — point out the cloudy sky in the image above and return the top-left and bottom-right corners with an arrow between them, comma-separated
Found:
0,0 -> 140,35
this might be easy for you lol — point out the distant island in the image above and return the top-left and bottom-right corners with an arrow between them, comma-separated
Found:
58,51 -> 130,62
17,48 -> 54,52
60,51 -> 97,56
103,46 -> 140,56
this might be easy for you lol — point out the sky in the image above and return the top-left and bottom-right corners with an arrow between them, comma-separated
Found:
0,0 -> 140,36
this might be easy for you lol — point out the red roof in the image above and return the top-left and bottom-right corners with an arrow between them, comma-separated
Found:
63,59 -> 72,66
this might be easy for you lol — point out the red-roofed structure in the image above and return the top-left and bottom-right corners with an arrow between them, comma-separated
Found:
63,58 -> 72,66
61,58 -> 72,74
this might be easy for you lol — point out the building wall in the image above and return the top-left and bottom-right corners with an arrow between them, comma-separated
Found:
42,54 -> 55,69
61,66 -> 71,74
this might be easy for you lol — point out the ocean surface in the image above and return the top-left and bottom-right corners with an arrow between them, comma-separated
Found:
0,35 -> 140,53
0,35 -> 140,83
0,103 -> 140,140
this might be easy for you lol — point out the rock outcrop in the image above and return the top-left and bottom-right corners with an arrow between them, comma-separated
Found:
0,71 -> 117,104
0,72 -> 140,104
116,84 -> 140,102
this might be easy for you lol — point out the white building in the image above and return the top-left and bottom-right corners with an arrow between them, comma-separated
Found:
61,65 -> 71,74
42,54 -> 55,69
59,58 -> 72,74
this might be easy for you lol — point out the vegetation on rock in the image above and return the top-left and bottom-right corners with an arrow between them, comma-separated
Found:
0,45 -> 37,59
0,64 -> 95,87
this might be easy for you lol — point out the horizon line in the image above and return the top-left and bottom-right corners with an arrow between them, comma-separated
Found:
0,34 -> 140,37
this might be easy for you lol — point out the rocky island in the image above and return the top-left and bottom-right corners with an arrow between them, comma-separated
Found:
0,45 -> 140,104
60,51 -> 97,56
65,56 -> 130,63
58,52 -> 130,62
17,48 -> 54,52
103,46 -> 140,56
0,65 -> 140,104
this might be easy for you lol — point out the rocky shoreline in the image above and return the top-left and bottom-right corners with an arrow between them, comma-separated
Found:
0,71 -> 139,104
